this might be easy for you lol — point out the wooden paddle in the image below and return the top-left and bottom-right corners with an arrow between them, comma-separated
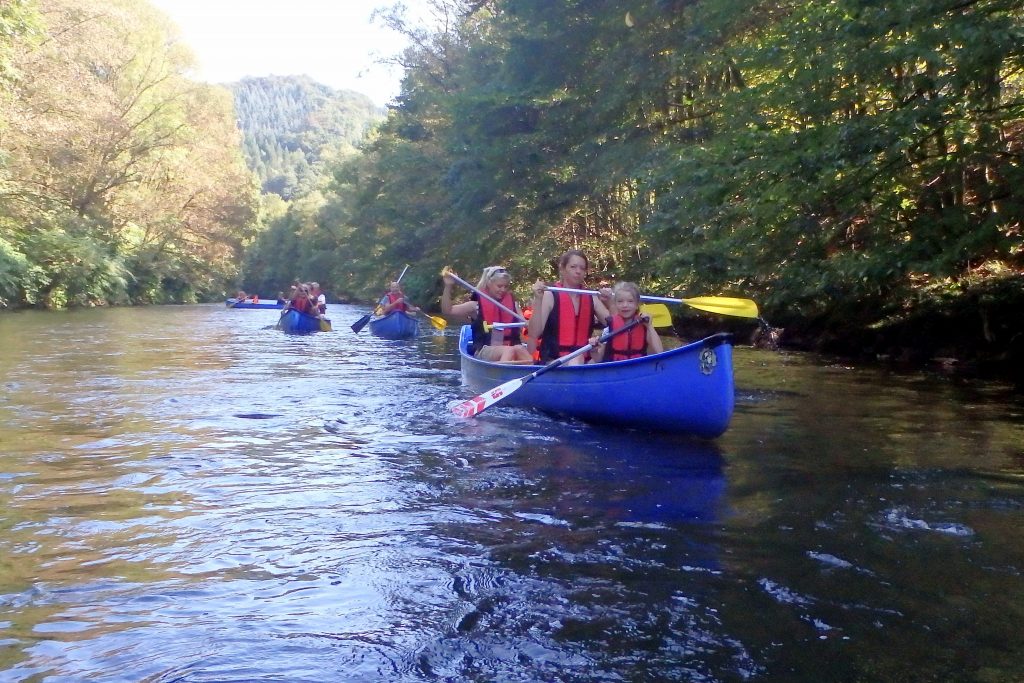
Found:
451,317 -> 646,418
352,264 -> 410,333
547,286 -> 759,319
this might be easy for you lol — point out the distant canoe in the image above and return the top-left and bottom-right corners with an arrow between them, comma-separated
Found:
368,311 -> 419,340
277,309 -> 331,334
226,298 -> 283,310
457,325 -> 735,438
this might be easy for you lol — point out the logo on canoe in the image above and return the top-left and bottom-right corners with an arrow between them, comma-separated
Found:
699,347 -> 717,375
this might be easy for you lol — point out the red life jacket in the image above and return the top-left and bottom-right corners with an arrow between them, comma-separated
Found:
539,282 -> 594,361
470,293 -> 521,355
386,292 -> 407,312
607,314 -> 647,361
291,294 -> 312,314
478,292 -> 520,345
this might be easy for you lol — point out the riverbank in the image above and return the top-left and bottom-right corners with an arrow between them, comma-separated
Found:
681,279 -> 1024,390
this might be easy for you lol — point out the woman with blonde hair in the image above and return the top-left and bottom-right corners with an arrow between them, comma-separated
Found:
442,266 -> 534,363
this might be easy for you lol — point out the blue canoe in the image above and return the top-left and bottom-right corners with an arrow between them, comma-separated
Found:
226,298 -> 283,310
368,311 -> 419,340
277,309 -> 331,334
458,326 -> 735,438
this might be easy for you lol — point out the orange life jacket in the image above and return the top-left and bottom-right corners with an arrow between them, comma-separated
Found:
539,283 -> 594,361
606,314 -> 648,361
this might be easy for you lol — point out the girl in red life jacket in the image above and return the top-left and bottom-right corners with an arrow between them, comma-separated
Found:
382,281 -> 421,315
589,282 -> 664,363
528,249 -> 614,365
441,267 -> 534,363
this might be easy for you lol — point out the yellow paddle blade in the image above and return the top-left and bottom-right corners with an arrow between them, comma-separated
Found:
640,303 -> 673,328
425,313 -> 447,330
320,318 -> 333,332
682,296 -> 759,319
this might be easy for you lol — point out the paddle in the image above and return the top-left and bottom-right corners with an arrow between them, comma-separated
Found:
483,321 -> 527,331
639,303 -> 673,328
352,264 -> 410,333
451,317 -> 646,418
441,267 -> 527,322
547,286 -> 759,319
418,311 -> 448,330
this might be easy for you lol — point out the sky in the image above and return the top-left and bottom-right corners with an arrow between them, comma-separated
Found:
149,0 -> 432,106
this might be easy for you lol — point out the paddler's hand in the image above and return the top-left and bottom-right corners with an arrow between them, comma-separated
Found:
531,279 -> 548,298
597,286 -> 613,302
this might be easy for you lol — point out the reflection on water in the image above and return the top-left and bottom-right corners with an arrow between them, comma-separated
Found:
1,305 -> 1023,681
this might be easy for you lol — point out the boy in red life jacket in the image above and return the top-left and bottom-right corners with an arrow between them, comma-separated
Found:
442,267 -> 534,363
382,281 -> 421,315
589,282 -> 664,363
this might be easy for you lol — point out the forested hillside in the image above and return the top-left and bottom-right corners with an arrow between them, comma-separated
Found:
230,77 -> 383,199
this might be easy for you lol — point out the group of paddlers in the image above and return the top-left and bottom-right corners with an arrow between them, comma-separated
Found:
442,249 -> 664,365
281,282 -> 327,317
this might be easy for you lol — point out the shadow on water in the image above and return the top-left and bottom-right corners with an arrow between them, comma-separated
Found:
403,424 -> 748,681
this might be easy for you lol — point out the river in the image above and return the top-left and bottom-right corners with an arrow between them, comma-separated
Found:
1,304 -> 1022,682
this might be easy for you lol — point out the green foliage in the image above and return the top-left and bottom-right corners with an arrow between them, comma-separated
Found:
0,0 -> 258,309
0,0 -> 40,86
297,0 -> 1023,360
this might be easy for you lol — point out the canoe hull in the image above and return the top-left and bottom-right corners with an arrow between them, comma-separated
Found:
458,326 -> 734,438
369,311 -> 419,339
226,299 -> 282,310
278,309 -> 329,334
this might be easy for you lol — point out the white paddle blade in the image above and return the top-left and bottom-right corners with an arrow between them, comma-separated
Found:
451,377 -> 525,417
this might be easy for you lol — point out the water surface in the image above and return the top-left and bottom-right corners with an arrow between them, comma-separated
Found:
1,305 -> 1022,681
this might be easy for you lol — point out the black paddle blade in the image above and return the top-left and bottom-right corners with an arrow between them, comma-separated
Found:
351,314 -> 372,333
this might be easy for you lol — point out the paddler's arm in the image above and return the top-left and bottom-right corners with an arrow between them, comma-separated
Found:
644,315 -> 664,354
528,280 -> 552,342
441,271 -> 478,318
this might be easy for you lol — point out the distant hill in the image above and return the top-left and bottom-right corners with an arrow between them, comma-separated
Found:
229,75 -> 385,199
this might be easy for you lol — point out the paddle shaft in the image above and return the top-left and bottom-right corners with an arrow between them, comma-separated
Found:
546,286 -> 759,318
483,321 -> 527,330
445,271 -> 526,322
451,317 -> 645,417
546,285 -> 669,303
